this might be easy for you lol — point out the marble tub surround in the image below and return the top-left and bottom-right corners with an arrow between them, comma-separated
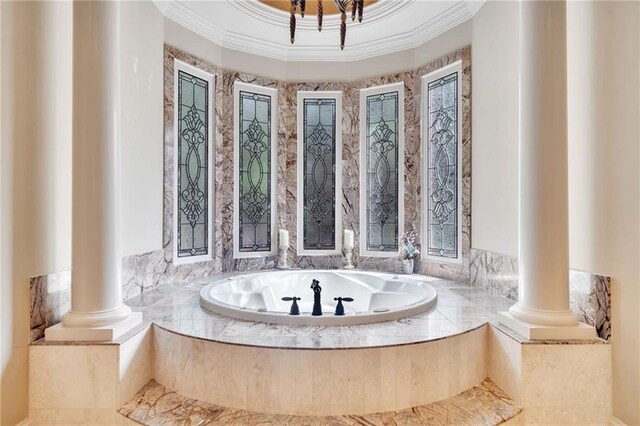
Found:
125,274 -> 495,349
469,248 -> 611,341
29,45 -> 471,343
162,44 -> 472,282
31,272 -> 605,349
32,269 -> 611,349
119,378 -> 521,426
28,274 -> 611,424
152,324 -> 488,415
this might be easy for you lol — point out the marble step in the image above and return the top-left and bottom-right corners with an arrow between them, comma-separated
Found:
119,377 -> 521,425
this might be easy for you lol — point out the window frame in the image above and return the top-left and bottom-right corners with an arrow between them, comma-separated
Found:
421,61 -> 463,264
172,59 -> 215,265
359,82 -> 405,258
296,91 -> 343,256
233,81 -> 279,259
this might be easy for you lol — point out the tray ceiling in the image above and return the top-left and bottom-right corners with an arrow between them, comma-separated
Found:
154,0 -> 484,62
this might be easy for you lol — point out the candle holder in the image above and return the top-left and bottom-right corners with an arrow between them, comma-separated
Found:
278,245 -> 290,269
343,246 -> 355,269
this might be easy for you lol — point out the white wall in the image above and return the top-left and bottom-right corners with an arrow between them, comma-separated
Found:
0,2 -> 4,423
120,1 -> 165,257
0,1 -> 72,424
164,17 -> 224,70
472,1 -> 640,424
471,0 -> 519,257
567,2 -> 640,424
165,15 -> 472,82
0,2 -> 164,422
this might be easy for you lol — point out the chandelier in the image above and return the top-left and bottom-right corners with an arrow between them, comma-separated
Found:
289,0 -> 365,50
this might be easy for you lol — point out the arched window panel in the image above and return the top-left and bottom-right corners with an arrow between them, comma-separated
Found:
173,60 -> 215,265
296,91 -> 343,256
359,82 -> 405,257
233,82 -> 278,258
422,61 -> 462,263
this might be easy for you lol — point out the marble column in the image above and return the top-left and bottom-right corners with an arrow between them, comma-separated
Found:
45,1 -> 141,341
498,0 -> 595,340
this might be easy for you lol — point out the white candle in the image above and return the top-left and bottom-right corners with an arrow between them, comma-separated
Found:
279,229 -> 289,248
343,229 -> 354,250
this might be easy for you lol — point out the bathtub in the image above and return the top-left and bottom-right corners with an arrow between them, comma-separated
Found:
199,269 -> 437,325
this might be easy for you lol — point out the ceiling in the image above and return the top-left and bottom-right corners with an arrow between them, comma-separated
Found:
154,0 -> 484,62
258,0 -> 378,16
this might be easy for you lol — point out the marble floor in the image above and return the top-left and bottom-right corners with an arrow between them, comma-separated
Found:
122,273 -> 515,349
119,377 -> 521,425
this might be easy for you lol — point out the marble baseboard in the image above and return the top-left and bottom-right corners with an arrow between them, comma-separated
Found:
469,248 -> 612,341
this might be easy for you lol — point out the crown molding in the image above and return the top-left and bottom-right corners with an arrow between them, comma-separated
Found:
154,0 -> 484,62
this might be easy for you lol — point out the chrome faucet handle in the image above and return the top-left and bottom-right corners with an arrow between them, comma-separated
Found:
281,296 -> 301,316
333,297 -> 354,316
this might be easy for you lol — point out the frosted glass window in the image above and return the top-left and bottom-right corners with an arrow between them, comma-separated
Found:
173,61 -> 214,264
234,82 -> 278,258
359,83 -> 404,257
423,62 -> 461,261
297,92 -> 342,255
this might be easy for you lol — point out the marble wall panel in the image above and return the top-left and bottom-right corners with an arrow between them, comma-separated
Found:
30,345 -> 119,411
30,271 -> 71,343
469,248 -> 612,341
162,44 -> 472,279
152,325 -> 487,416
520,343 -> 612,424
118,326 -> 154,407
29,45 -> 473,341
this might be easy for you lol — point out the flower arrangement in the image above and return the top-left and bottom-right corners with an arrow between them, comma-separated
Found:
399,226 -> 420,260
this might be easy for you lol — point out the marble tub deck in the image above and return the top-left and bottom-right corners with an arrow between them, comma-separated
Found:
32,271 -> 606,349
120,273 -> 511,349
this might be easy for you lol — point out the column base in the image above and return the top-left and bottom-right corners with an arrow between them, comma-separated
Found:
498,311 -> 597,340
45,311 -> 143,342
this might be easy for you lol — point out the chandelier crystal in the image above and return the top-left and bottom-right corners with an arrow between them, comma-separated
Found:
289,0 -> 365,50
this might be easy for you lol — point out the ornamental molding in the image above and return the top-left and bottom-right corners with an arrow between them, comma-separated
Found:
154,0 -> 484,62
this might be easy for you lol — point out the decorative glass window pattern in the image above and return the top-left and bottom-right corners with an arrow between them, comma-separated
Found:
422,62 -> 462,262
296,92 -> 342,255
359,83 -> 404,257
233,82 -> 278,258
173,60 -> 214,264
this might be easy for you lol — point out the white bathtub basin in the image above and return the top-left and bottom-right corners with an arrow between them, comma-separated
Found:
199,270 -> 437,325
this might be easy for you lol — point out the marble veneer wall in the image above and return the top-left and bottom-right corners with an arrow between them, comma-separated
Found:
162,44 -> 472,280
470,248 -> 612,341
29,45 -> 471,343
28,45 -> 612,346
